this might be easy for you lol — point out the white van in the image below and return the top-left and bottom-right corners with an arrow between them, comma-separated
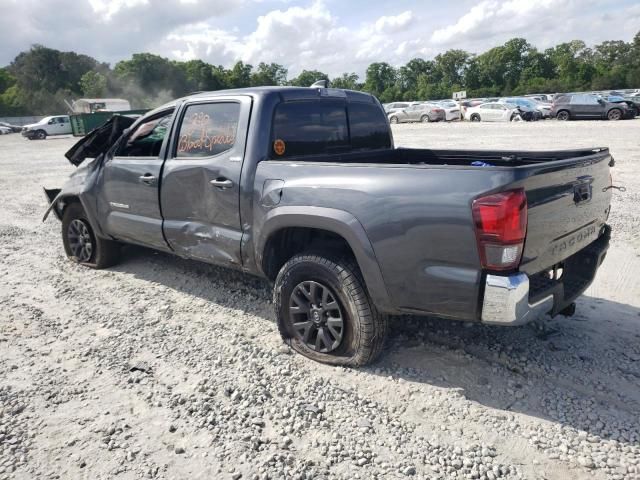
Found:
21,116 -> 73,140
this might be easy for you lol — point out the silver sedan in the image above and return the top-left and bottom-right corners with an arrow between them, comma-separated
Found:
388,104 -> 445,124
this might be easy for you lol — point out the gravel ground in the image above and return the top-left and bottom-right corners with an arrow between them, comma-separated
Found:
0,120 -> 639,480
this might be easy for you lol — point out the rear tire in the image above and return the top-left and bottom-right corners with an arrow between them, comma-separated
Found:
556,110 -> 570,121
274,252 -> 387,366
470,114 -> 481,122
389,116 -> 398,124
607,109 -> 622,121
62,203 -> 120,269
420,115 -> 430,123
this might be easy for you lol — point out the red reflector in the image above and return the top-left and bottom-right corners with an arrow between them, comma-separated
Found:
472,189 -> 528,270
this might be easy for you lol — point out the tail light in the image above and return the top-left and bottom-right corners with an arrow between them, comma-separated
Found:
472,189 -> 528,270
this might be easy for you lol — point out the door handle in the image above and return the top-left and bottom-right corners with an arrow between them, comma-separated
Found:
210,178 -> 233,189
139,174 -> 156,185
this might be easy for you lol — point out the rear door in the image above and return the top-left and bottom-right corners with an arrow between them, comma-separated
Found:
160,96 -> 251,267
96,108 -> 174,250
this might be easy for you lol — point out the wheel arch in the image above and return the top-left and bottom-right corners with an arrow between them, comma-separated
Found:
256,206 -> 392,312
607,107 -> 622,119
43,190 -> 109,239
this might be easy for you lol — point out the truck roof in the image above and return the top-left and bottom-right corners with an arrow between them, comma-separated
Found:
151,87 -> 378,115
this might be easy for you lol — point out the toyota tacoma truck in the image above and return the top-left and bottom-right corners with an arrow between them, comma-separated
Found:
43,86 -> 613,366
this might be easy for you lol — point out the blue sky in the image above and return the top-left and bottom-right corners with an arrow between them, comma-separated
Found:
1,0 -> 639,77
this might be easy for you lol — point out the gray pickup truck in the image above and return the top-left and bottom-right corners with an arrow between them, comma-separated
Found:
43,86 -> 613,366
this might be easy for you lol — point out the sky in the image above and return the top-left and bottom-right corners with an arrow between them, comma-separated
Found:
0,0 -> 639,77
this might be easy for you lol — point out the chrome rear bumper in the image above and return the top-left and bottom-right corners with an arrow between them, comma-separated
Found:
480,226 -> 610,326
481,273 -> 553,325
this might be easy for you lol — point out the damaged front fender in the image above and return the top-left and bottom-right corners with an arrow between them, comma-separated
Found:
42,188 -> 63,221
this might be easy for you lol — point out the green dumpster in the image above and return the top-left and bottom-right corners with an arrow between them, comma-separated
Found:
70,109 -> 149,136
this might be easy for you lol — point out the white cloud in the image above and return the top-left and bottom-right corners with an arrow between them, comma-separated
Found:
166,1 -> 423,76
374,11 -> 414,33
428,0 -> 606,50
88,0 -> 149,20
0,0 -> 638,79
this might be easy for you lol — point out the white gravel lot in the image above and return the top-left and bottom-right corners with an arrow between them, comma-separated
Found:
0,120 -> 639,480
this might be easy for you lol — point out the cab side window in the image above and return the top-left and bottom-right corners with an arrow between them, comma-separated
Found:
117,111 -> 174,157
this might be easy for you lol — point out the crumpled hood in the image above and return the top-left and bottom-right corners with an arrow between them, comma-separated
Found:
64,115 -> 136,167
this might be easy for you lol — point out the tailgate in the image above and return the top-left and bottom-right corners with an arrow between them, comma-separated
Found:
519,149 -> 612,275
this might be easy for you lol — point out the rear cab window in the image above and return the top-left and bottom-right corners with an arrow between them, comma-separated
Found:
348,101 -> 392,151
271,100 -> 349,158
270,99 -> 390,159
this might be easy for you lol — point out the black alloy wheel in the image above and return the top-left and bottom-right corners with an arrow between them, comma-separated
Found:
274,252 -> 388,366
556,110 -> 570,121
289,280 -> 344,353
61,203 -> 120,269
67,218 -> 94,263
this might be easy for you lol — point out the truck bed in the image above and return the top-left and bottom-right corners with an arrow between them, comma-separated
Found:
287,146 -> 610,168
257,146 -> 612,319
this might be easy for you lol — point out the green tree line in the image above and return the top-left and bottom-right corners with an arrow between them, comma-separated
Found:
1,32 -> 638,116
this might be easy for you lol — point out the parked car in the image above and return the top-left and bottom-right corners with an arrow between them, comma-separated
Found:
43,86 -> 612,366
0,126 -> 12,135
22,115 -> 73,139
383,102 -> 411,114
460,99 -> 484,117
602,95 -> 640,117
551,94 -> 632,121
435,100 -> 461,121
524,94 -> 554,103
388,103 -> 445,123
464,102 -> 521,122
500,97 -> 550,118
0,121 -> 22,133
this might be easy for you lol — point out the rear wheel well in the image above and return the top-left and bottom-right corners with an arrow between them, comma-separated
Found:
262,227 -> 356,281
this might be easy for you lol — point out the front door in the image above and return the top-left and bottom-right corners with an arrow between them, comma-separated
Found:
160,96 -> 251,268
96,108 -> 175,251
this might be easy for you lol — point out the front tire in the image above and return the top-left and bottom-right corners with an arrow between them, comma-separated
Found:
35,130 -> 47,140
274,253 -> 387,366
62,203 -> 120,269
607,109 -> 622,121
